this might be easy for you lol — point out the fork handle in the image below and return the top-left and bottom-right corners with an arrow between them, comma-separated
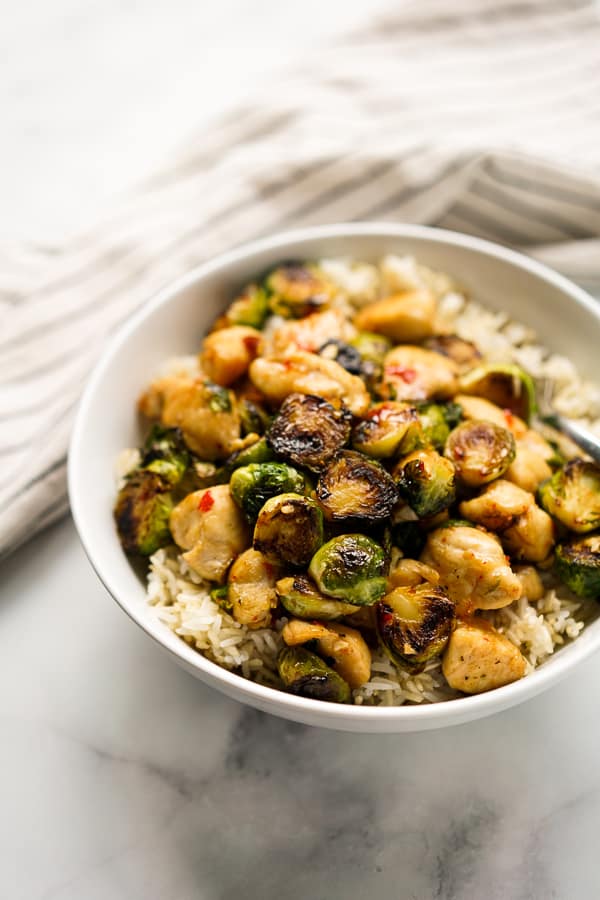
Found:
544,414 -> 600,463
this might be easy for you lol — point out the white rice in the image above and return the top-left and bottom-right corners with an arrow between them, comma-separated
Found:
139,254 -> 599,705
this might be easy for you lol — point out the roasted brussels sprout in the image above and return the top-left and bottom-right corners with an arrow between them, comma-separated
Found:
444,420 -> 516,487
423,334 -> 482,370
114,471 -> 173,556
276,575 -> 360,620
264,262 -> 335,318
415,401 -> 462,451
140,425 -> 189,486
282,618 -> 371,688
376,584 -> 455,671
226,436 -> 275,470
309,534 -> 387,606
393,449 -> 456,518
555,534 -> 600,597
538,458 -> 600,533
459,363 -> 537,422
351,402 -> 421,459
253,493 -> 324,566
277,646 -> 351,703
267,393 -> 352,471
316,451 -> 399,522
318,339 -> 363,374
230,462 -> 306,523
205,380 -> 234,414
239,398 -> 271,436
349,331 -> 392,392
220,283 -> 270,329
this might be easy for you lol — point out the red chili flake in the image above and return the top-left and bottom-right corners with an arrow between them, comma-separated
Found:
503,409 -> 515,428
243,335 -> 260,354
385,365 -> 417,384
198,491 -> 215,512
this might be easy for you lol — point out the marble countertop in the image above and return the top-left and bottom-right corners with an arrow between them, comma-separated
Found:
2,3 -> 600,898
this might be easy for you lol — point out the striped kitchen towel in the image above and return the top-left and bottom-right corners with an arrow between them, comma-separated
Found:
2,0 -> 600,558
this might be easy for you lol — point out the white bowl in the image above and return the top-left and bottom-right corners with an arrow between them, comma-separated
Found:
69,223 -> 600,733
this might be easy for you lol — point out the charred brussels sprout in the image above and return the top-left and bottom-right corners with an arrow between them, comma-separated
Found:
253,493 -> 324,566
227,436 -> 275,469
416,402 -> 462,451
205,380 -> 233,414
352,402 -> 421,459
114,471 -> 173,556
445,420 -> 516,487
459,363 -> 536,422
394,449 -> 456,518
230,462 -> 306,523
376,584 -> 455,671
222,283 -> 269,329
267,393 -> 352,471
277,646 -> 351,703
555,534 -> 600,597
538,458 -> 600,533
349,331 -> 392,392
316,451 -> 399,522
140,425 -> 189,486
239,398 -> 271,436
276,575 -> 360,620
318,339 -> 363,374
264,262 -> 335,318
309,534 -> 387,606
423,334 -> 482,370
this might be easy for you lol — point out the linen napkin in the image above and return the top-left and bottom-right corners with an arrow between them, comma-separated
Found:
2,0 -> 600,559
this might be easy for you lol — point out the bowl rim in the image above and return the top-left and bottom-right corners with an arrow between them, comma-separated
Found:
68,221 -> 600,727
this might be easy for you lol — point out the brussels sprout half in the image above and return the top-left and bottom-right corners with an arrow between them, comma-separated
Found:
318,339 -> 364,375
445,420 -> 516,488
223,283 -> 270,329
114,470 -> 173,556
376,584 -> 455,672
230,462 -> 306,523
459,363 -> 537,423
394,449 -> 456,519
267,393 -> 352,471
415,401 -> 463,451
352,402 -> 421,459
349,331 -> 393,392
309,534 -> 387,606
316,451 -> 399,522
555,534 -> 600,598
140,425 -> 190,486
264,262 -> 335,318
538,458 -> 600,533
277,646 -> 351,703
393,521 -> 427,559
423,334 -> 482,370
253,493 -> 324,566
276,575 -> 360,620
239,398 -> 271,436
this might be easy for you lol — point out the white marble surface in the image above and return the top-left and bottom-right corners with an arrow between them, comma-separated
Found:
2,3 -> 600,898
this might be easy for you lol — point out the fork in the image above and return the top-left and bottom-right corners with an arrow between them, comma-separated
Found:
535,377 -> 600,463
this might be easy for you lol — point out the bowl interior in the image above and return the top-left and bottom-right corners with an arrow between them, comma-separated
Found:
69,224 -> 600,732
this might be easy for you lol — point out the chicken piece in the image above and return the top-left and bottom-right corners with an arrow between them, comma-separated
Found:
387,558 -> 440,590
421,524 -> 522,614
139,374 -> 241,460
501,503 -> 555,563
249,351 -> 370,416
454,394 -> 527,436
353,289 -> 436,342
269,308 -> 354,356
459,479 -> 533,531
442,620 -> 527,694
170,485 -> 250,581
228,548 -> 279,629
200,325 -> 263,386
515,565 -> 545,601
506,428 -> 554,493
379,346 -> 459,403
281,619 -> 371,688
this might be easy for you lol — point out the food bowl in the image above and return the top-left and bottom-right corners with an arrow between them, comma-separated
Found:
68,223 -> 600,732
